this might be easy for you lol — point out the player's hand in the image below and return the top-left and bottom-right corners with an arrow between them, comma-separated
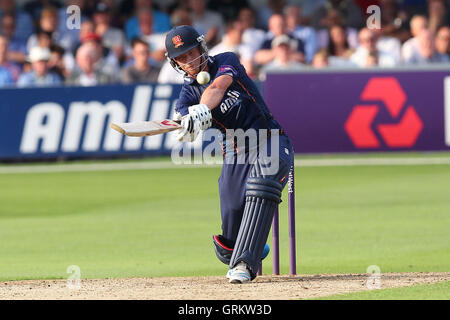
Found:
176,114 -> 200,142
175,104 -> 212,142
188,104 -> 212,130
174,110 -> 196,142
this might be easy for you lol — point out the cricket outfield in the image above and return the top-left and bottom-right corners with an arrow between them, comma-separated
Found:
0,152 -> 449,299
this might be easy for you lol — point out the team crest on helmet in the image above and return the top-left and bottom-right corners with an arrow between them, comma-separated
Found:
172,35 -> 184,48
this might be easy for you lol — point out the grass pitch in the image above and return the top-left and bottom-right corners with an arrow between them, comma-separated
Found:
0,153 -> 449,292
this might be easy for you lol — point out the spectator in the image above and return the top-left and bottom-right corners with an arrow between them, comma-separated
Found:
350,28 -> 399,67
137,9 -> 166,63
23,0 -> 62,22
311,0 -> 365,30
312,49 -> 329,68
316,9 -> 358,50
189,0 -> 225,47
122,38 -> 161,83
27,6 -> 78,54
364,51 -> 379,67
435,25 -> 450,58
259,35 -> 304,80
285,4 -> 318,63
379,0 -> 410,43
0,59 -> 12,86
99,0 -> 123,29
48,44 -> 68,81
0,0 -> 34,43
255,0 -> 287,30
403,29 -> 449,64
374,30 -> 402,64
401,15 -> 429,63
26,7 -> 58,52
428,0 -> 448,34
326,24 -> 355,66
78,20 -> 95,47
238,7 -> 266,59
0,35 -> 17,84
80,31 -> 120,81
207,0 -> 250,23
125,0 -> 171,40
92,2 -> 126,65
254,14 -> 305,67
17,46 -> 62,87
372,1 -> 404,64
209,20 -> 246,57
209,19 -> 256,77
70,19 -> 94,60
66,43 -> 114,86
157,7 -> 192,84
35,29 -> 52,48
0,13 -> 27,64
170,7 -> 192,27
33,28 -> 76,77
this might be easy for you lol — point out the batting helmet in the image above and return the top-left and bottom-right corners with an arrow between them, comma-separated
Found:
165,25 -> 209,75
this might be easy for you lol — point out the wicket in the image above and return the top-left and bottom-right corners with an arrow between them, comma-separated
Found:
258,165 -> 296,276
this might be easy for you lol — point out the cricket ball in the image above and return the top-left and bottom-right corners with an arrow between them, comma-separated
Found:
196,71 -> 210,85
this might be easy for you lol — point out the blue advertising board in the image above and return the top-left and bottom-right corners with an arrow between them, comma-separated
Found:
0,84 -> 184,160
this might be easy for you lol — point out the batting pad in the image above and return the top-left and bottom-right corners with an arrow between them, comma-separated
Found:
229,176 -> 283,280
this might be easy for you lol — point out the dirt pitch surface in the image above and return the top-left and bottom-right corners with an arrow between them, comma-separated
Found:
0,272 -> 448,300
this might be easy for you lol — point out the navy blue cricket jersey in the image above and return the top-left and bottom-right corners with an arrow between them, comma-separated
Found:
175,52 -> 283,134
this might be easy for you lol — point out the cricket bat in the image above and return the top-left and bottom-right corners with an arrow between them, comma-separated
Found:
110,119 -> 181,137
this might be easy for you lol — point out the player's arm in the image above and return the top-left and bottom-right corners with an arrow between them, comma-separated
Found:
199,74 -> 233,110
177,54 -> 239,142
176,76 -> 233,142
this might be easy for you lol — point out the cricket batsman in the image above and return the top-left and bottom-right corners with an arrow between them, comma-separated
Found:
165,25 -> 294,283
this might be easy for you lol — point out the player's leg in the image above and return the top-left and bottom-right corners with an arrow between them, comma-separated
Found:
213,162 -> 249,264
218,163 -> 251,242
213,162 -> 270,265
228,134 -> 294,283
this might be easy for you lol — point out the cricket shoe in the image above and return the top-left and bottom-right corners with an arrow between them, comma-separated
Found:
225,244 -> 270,281
227,262 -> 251,284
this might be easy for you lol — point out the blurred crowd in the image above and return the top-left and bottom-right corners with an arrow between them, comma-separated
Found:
0,0 -> 448,87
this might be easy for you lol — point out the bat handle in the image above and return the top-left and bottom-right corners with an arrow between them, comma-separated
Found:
174,120 -> 181,124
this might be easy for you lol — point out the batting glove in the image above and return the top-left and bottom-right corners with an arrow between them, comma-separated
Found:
188,104 -> 212,130
175,104 -> 212,142
176,114 -> 200,142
